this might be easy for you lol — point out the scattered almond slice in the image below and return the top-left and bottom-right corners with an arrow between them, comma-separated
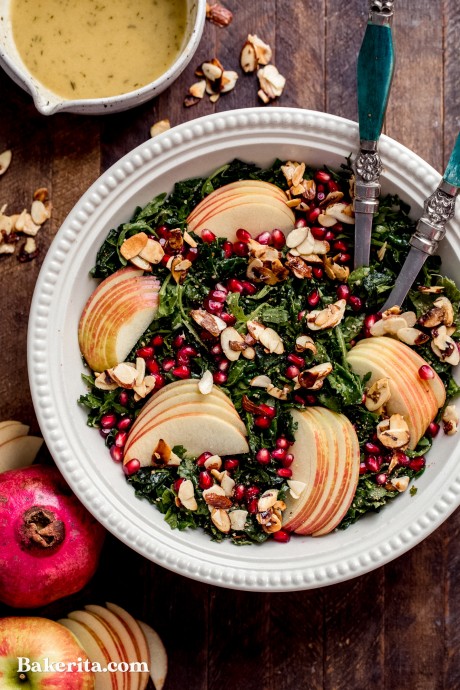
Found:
139,238 -> 164,264
206,1 -> 233,26
120,232 -> 149,260
0,435 -> 43,473
198,370 -> 214,394
257,64 -> 286,101
240,41 -> 258,73
189,80 -> 206,99
30,199 -> 50,225
0,149 -> 12,176
150,119 -> 171,138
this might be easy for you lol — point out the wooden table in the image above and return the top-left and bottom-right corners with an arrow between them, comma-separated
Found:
1,2 -> 459,688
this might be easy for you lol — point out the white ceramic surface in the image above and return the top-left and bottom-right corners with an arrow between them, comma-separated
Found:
0,0 -> 206,115
29,108 -> 460,591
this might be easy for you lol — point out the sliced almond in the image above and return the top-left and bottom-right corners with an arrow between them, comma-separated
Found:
259,326 -> 285,354
431,325 -> 460,366
287,480 -> 306,500
221,70 -> 238,93
396,327 -> 429,346
266,384 -> 290,400
130,254 -> 152,272
391,476 -> 410,492
150,119 -> 171,138
307,299 -> 346,331
240,41 -> 258,73
30,199 -> 50,225
220,471 -> 235,497
0,243 -> 15,255
189,80 -> 206,99
418,285 -> 444,294
297,362 -> 333,390
33,187 -> 49,202
211,507 -> 231,533
377,414 -> 410,449
286,226 -> 309,249
317,213 -> 336,228
120,232 -> 149,260
202,61 -> 223,82
248,34 -> 272,65
295,335 -> 317,354
178,479 -> 198,511
0,149 -> 12,176
229,509 -> 248,531
14,209 -> 28,231
257,64 -> 286,99
94,372 -> 118,391
183,230 -> 198,248
221,327 -> 245,361
139,238 -> 165,264
257,88 -> 270,104
198,370 -> 214,395
21,213 -> 41,237
325,202 -> 355,224
242,346 -> 256,360
364,377 -> 391,412
108,362 -> 138,389
442,405 -> 458,435
258,489 -> 278,512
135,357 -> 146,387
191,309 -> 227,337
250,374 -> 272,388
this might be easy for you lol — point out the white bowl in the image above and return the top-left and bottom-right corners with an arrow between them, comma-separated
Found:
29,108 -> 460,591
0,0 -> 206,115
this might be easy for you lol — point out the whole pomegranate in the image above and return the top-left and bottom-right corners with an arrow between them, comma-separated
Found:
0,465 -> 105,608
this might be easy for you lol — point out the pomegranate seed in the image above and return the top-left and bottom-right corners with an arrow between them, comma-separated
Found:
276,437 -> 290,449
307,289 -> 320,307
101,413 -> 117,429
146,359 -> 160,375
136,345 -> 154,359
332,221 -> 343,233
272,448 -> 287,461
308,207 -> 320,224
282,453 -> 294,468
196,451 -> 213,466
349,295 -> 363,312
316,184 -> 325,193
315,170 -> 331,183
199,471 -> 213,490
409,457 -> 426,472
114,431 -> 128,448
359,461 -> 367,475
227,278 -> 245,293
118,391 -> 129,406
100,428 -> 111,439
259,403 -> 276,418
254,415 -> 271,429
419,365 -> 434,380
287,353 -> 305,368
154,373 -> 165,389
328,181 -> 339,192
209,343 -> 222,357
236,228 -> 252,243
272,529 -> 291,543
305,394 -> 317,405
180,345 -> 198,358
213,371 -> 228,384
285,364 -> 300,379
337,252 -> 352,264
110,446 -> 124,463
241,281 -> 257,295
298,310 -> 306,322
336,284 -> 350,301
234,484 -> 246,502
204,297 -> 223,315
186,246 -> 199,263
366,455 -> 382,473
364,313 -> 380,329
394,451 -> 410,467
364,441 -> 380,455
117,417 -> 132,431
162,357 -> 176,371
427,422 -> 440,437
316,192 -> 325,202
256,448 -> 271,465
311,226 -> 327,240
277,467 -> 292,478
217,358 -> 230,372
201,229 -> 216,243
233,241 -> 249,257
152,334 -> 164,348
173,333 -> 186,348
123,459 -> 141,476
225,458 -> 239,471
324,230 -> 335,242
172,365 -> 191,379
272,230 -> 286,249
209,289 -> 227,303
221,312 -> 237,326
256,231 -> 272,245
247,497 -> 259,514
333,239 -> 348,252
313,266 -> 323,279
246,486 -> 260,499
293,394 -> 306,405
223,241 -> 233,258
200,329 -> 216,341
295,217 -> 308,228
173,478 -> 185,492
375,473 -> 387,485
156,225 -> 169,239
160,254 -> 171,266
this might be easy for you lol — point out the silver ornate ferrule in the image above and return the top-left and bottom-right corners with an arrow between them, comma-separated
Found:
369,1 -> 394,25
353,142 -> 383,215
410,180 -> 459,255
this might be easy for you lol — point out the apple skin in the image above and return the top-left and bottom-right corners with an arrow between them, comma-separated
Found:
0,617 -> 94,689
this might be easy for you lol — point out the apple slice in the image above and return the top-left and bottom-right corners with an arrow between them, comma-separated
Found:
124,412 -> 249,466
188,194 -> 295,231
137,621 -> 167,690
79,267 -> 143,335
59,617 -> 117,690
0,435 -> 43,473
106,603 -> 150,690
188,202 -> 295,242
187,185 -> 288,224
0,422 -> 29,446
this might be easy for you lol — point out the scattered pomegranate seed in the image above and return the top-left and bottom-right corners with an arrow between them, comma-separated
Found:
173,478 -> 185,492
154,373 -> 165,389
234,484 -> 246,502
315,170 -> 331,183
394,451 -> 410,466
333,239 -> 348,252
259,403 -> 276,418
210,343 -> 223,356
241,281 -> 257,295
359,461 -> 367,475
247,497 -> 259,514
316,192 -> 326,202
100,428 -> 111,439
313,266 -> 323,279
209,289 -> 227,303
123,459 -> 141,476
220,312 -> 237,326
162,357 -> 176,371
118,391 -> 129,406
328,181 -> 339,193
337,252 -> 352,264
307,289 -> 320,307
418,365 -> 434,380
225,458 -> 239,471
236,228 -> 252,243
256,231 -> 272,245
311,226 -> 327,240
364,313 -> 380,329
201,229 -> 216,243
114,431 -> 128,448
308,208 -> 320,224
375,473 -> 387,485
204,297 -> 223,315
199,470 -> 213,490
409,457 -> 426,472
285,364 -> 300,380
294,218 -> 307,228
366,455 -> 382,473
152,334 -> 164,348
364,441 -> 380,455
196,452 -> 213,466
223,241 -> 233,258
254,415 -> 271,429
146,359 -> 160,375
336,284 -> 350,301
316,184 -> 325,193
276,437 -> 290,450
282,453 -> 294,468
297,310 -> 306,322
156,225 -> 169,239
172,365 -> 191,379
256,448 -> 271,465
227,277 -> 245,293
349,295 -> 363,312
136,345 -> 154,359
293,394 -> 306,405
110,446 -> 124,463
101,413 -> 117,429
173,333 -> 186,348
217,358 -> 230,372
277,467 -> 292,478
246,486 -> 260,499
233,241 -> 249,257
427,422 -> 440,437
213,371 -> 228,384
272,529 -> 291,543
324,230 -> 335,242
272,448 -> 287,461
332,221 -> 343,232
287,353 -> 305,368
186,246 -> 199,263
117,417 -> 132,431
305,394 -> 317,405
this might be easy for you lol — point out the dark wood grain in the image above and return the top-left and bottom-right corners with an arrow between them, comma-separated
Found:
1,4 -> 459,690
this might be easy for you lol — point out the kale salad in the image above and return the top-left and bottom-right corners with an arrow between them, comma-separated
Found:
78,158 -> 460,545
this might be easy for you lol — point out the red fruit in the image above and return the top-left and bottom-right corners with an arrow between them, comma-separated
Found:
136,345 -> 154,359
236,228 -> 252,243
100,413 -> 117,429
217,358 -> 230,372
210,343 -> 223,356
272,529 -> 291,543
220,312 -> 237,326
110,446 -> 124,463
0,465 -> 105,608
233,241 -> 249,257
196,451 -> 213,466
366,455 -> 382,473
394,451 -> 410,467
162,357 -> 176,372
247,497 -> 259,514
151,334 -> 164,348
201,229 -> 216,243
305,394 -> 317,405
246,486 -> 260,499
307,289 -> 320,307
375,473 -> 387,485
313,266 -> 323,279
332,221 -> 343,233
256,448 -> 271,465
349,295 -> 363,312
359,461 -> 367,475
173,478 -> 185,492
259,403 -> 276,418
256,231 -> 272,245
311,226 -> 327,240
213,371 -> 228,384
123,459 -> 141,476
285,365 -> 300,379
328,181 -> 339,193
427,422 -> 440,438
287,353 -> 305,368
276,437 -> 290,450
223,241 -> 233,258
272,448 -> 287,461
204,297 -> 223,315
234,484 -> 246,502
99,428 -> 111,440
337,252 -> 352,264
114,431 -> 128,448
156,225 -> 170,239
115,416 -> 130,432
295,217 -> 308,229
282,453 -> 294,468
173,333 -> 186,348
209,289 -> 227,303
178,345 -> 198,358
333,239 -> 348,252
154,373 -> 166,389
293,394 -> 306,405
364,313 -> 380,330
199,471 -> 213,490
409,457 -> 426,472
118,391 -> 129,406
298,310 -> 306,322
418,365 -> 434,380
308,207 -> 320,224
272,230 -> 286,249
364,441 -> 380,455
324,230 -> 335,242
172,365 -> 191,379
316,192 -> 326,202
316,184 -> 325,193
186,246 -> 199,263
277,467 -> 292,478
225,458 -> 239,471
315,170 -> 331,183
254,415 -> 271,429
146,359 -> 160,375
336,284 -> 350,301
241,281 -> 257,295
227,278 -> 245,293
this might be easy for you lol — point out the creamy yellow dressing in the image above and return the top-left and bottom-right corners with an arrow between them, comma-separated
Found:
11,0 -> 187,99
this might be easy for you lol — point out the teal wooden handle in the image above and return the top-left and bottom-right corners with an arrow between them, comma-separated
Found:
357,23 -> 395,142
444,132 -> 460,188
